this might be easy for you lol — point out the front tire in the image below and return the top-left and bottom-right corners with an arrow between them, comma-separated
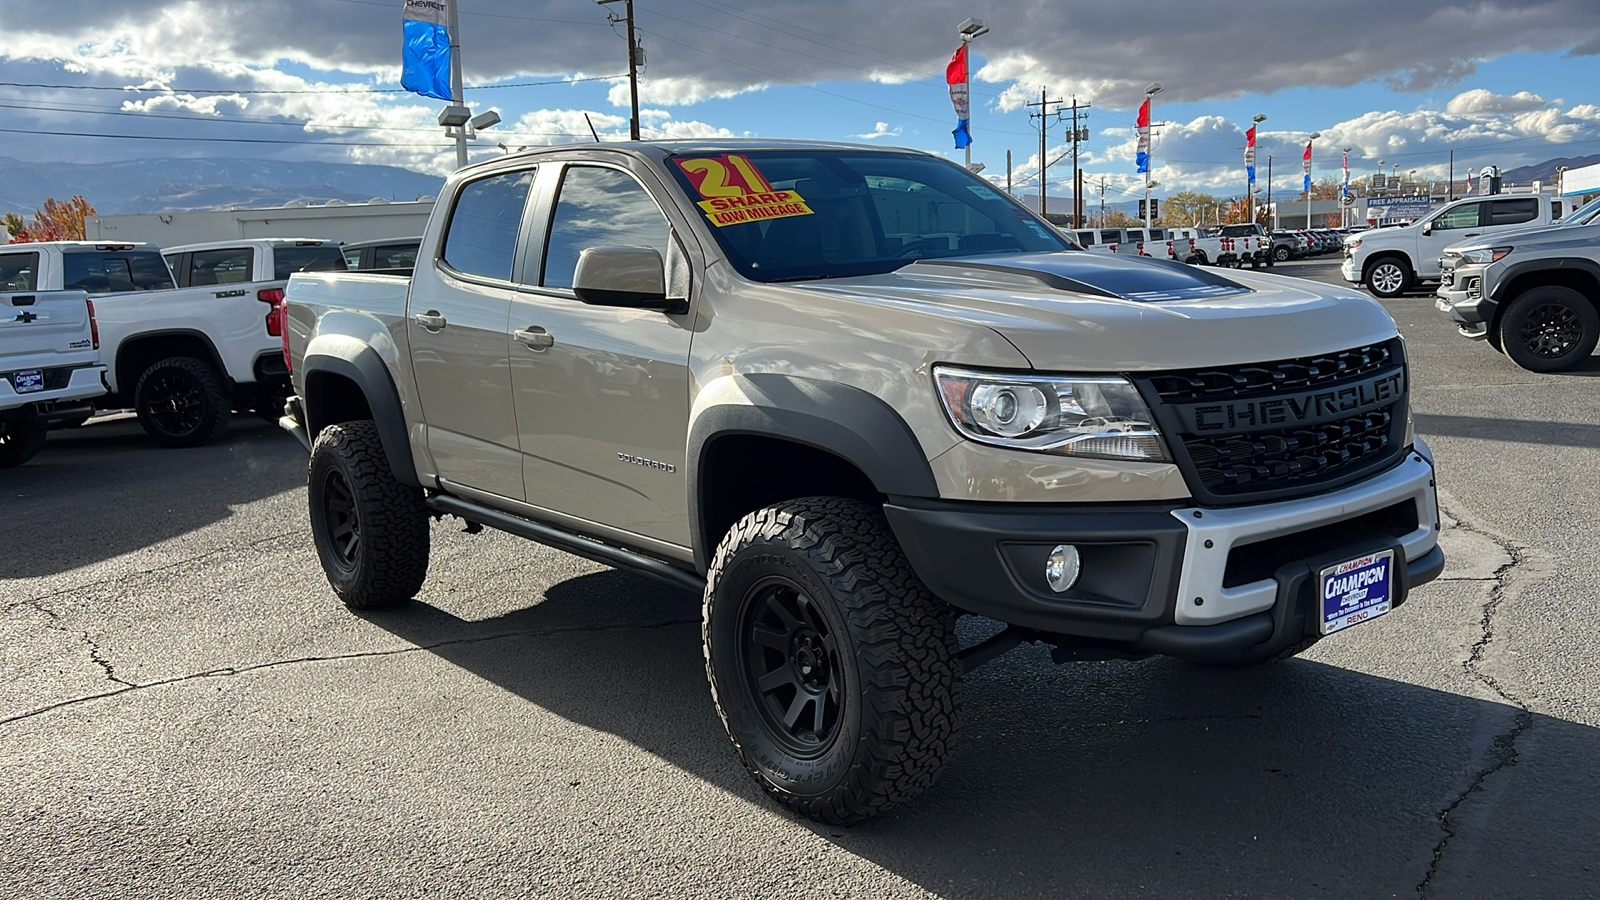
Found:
133,357 -> 230,447
703,497 -> 960,825
0,420 -> 48,468
308,420 -> 430,609
1364,257 -> 1412,298
1500,286 -> 1600,372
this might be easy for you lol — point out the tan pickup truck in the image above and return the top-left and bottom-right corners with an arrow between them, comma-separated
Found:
280,140 -> 1444,823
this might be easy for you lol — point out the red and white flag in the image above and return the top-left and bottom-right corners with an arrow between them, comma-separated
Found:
946,44 -> 970,149
1302,141 -> 1313,193
1244,124 -> 1257,184
1136,98 -> 1151,174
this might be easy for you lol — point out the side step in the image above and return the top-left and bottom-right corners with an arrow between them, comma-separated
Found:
426,494 -> 706,595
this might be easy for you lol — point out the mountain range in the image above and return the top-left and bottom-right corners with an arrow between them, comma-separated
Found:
0,156 -> 444,216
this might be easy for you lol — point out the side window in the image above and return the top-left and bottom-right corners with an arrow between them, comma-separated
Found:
273,246 -> 346,280
62,252 -> 173,293
1075,231 -> 1095,246
1149,228 -> 1166,240
441,169 -> 536,281
188,247 -> 254,286
341,247 -> 362,269
540,166 -> 670,290
375,244 -> 419,269
0,253 -> 40,291
1431,203 -> 1482,231
1552,199 -> 1563,221
1488,198 -> 1539,227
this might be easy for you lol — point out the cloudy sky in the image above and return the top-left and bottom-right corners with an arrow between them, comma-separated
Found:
3,0 -> 1600,208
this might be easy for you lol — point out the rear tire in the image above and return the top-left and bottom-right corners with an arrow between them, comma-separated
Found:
1364,257 -> 1412,299
1500,286 -> 1600,373
133,357 -> 230,447
1274,245 -> 1292,262
308,420 -> 430,609
703,497 -> 961,825
0,420 -> 48,468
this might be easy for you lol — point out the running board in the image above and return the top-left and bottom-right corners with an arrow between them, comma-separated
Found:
425,494 -> 706,594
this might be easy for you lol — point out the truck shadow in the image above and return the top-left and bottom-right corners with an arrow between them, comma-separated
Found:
1418,413 -> 1600,446
360,568 -> 1600,898
0,415 -> 305,579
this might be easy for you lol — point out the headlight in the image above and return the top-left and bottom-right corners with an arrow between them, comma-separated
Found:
1459,246 -> 1513,264
1347,239 -> 1362,250
934,366 -> 1170,462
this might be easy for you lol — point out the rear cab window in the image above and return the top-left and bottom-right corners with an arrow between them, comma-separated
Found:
273,245 -> 346,280
0,252 -> 40,291
62,250 -> 173,293
1487,198 -> 1539,227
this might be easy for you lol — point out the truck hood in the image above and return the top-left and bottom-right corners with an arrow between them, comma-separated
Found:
780,251 -> 1398,371
1444,221 -> 1600,252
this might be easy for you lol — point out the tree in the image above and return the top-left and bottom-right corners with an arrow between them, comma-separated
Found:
5,196 -> 95,243
1100,210 -> 1139,228
1158,190 -> 1222,227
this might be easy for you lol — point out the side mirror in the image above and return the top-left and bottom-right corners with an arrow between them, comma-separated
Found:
572,246 -> 674,310
1420,221 -> 1433,236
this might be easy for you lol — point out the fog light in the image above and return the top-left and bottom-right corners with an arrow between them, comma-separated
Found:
1045,544 -> 1081,593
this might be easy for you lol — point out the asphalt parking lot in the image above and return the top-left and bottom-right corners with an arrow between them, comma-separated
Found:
3,258 -> 1597,899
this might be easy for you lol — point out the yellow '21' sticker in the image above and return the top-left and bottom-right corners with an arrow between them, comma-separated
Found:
673,155 -> 815,228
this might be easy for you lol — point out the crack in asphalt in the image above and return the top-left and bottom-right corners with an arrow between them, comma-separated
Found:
0,616 -> 699,728
82,632 -> 134,687
12,529 -> 300,608
1416,509 -> 1536,899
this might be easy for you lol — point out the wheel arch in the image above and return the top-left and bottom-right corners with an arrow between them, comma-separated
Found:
1491,260 -> 1600,339
687,374 -> 939,573
301,343 -> 419,488
113,329 -> 228,400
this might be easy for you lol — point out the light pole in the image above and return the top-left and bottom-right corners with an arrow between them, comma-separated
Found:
1304,131 -> 1321,229
1266,155 -> 1274,229
958,18 -> 989,171
1143,82 -> 1162,228
1377,159 -> 1386,196
1247,113 -> 1267,221
1341,146 -> 1353,228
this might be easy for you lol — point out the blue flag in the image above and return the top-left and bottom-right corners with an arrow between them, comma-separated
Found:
402,0 -> 452,101
952,119 -> 971,150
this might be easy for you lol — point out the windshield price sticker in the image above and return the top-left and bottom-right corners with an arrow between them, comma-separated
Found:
1319,550 -> 1394,635
674,155 -> 815,228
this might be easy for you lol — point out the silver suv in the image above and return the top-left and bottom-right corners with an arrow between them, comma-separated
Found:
282,140 -> 1444,823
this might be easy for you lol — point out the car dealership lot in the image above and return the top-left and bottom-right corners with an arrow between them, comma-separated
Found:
3,259 -> 1597,899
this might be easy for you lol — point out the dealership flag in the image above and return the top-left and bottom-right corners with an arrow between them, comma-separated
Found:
402,0 -> 452,101
1302,140 -> 1312,193
1136,99 -> 1151,174
1467,167 -> 1475,195
1244,125 -> 1257,185
1342,150 -> 1349,197
946,43 -> 971,149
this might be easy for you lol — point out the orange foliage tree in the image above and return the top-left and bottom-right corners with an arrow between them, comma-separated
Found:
5,196 -> 96,243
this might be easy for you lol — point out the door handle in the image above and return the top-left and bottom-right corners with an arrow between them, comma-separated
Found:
414,310 -> 447,330
514,326 -> 555,351
1464,232 -> 1480,237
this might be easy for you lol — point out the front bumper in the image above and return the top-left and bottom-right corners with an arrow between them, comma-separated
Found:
1434,263 -> 1496,333
1340,256 -> 1361,283
886,445 -> 1443,664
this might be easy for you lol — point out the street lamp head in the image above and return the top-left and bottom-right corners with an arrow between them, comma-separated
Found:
1343,146 -> 1352,153
469,110 -> 502,131
437,105 -> 471,127
1147,180 -> 1160,189
1145,83 -> 1163,96
1309,131 -> 1322,140
958,17 -> 989,39
1252,113 -> 1268,124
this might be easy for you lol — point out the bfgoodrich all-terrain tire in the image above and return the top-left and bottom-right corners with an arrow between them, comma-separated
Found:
133,356 -> 231,447
0,420 -> 48,468
1499,286 -> 1600,373
703,497 -> 961,825
308,420 -> 429,609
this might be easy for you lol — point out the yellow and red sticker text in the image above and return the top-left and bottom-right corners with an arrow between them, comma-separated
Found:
673,155 -> 814,228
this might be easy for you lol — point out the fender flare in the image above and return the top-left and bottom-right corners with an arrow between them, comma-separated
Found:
301,344 -> 419,488
1490,257 -> 1600,302
687,373 -> 939,569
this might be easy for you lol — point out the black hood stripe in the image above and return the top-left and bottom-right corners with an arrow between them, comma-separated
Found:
908,252 -> 1254,303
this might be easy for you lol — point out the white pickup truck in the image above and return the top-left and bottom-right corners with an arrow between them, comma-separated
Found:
1342,194 -> 1565,298
0,241 -> 298,446
0,279 -> 106,467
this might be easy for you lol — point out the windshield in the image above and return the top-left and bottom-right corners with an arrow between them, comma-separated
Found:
1561,196 -> 1600,227
664,149 -> 1071,282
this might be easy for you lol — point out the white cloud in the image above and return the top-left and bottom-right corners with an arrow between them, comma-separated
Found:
854,122 -> 902,140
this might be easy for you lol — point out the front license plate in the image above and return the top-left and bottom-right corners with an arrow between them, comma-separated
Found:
1320,550 -> 1394,635
13,369 -> 43,393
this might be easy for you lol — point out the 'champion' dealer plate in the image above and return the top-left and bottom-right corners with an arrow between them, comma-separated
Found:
13,369 -> 43,393
1320,550 -> 1394,635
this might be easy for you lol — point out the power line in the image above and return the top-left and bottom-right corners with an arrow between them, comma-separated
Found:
0,126 -> 447,147
326,0 -> 608,28
0,74 -> 625,96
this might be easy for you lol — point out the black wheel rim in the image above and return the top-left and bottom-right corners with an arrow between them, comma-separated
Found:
142,370 -> 205,436
1520,303 -> 1583,358
321,468 -> 361,571
738,576 -> 844,758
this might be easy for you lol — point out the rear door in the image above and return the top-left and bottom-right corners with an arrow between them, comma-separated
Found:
408,167 -> 536,499
508,160 -> 695,545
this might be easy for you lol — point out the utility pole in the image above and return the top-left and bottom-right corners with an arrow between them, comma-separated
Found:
1266,155 -> 1273,230
1067,97 -> 1091,227
1006,150 -> 1012,196
598,0 -> 641,140
1026,90 -> 1066,216
1448,149 -> 1454,202
1099,176 -> 1106,227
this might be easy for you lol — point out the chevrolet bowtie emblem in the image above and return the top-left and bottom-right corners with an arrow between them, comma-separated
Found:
13,310 -> 38,323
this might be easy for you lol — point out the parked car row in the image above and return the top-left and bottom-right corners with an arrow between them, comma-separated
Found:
1271,228 -> 1348,262
0,234 -> 420,467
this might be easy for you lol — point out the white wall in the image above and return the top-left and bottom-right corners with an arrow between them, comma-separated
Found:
86,200 -> 434,248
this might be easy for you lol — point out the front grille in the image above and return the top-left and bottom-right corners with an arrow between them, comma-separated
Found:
1135,339 -> 1408,505
1147,339 -> 1400,404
